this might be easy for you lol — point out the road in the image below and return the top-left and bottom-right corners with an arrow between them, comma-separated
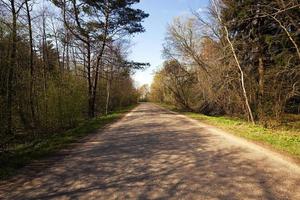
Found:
0,103 -> 300,200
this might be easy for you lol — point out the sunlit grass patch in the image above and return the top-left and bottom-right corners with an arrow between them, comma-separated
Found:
185,112 -> 300,159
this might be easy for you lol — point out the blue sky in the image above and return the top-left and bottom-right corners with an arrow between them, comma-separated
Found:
130,0 -> 209,87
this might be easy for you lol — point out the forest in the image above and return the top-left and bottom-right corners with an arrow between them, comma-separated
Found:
0,0 -> 148,152
0,0 -> 300,197
150,0 -> 300,126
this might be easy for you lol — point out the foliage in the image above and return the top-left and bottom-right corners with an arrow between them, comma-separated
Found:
151,0 -> 300,125
0,0 -> 147,152
138,84 -> 150,102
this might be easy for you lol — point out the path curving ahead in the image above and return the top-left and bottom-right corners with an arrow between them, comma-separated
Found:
0,103 -> 300,200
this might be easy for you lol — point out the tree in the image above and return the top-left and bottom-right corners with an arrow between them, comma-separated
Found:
25,0 -> 35,124
152,0 -> 299,125
150,72 -> 165,103
163,60 -> 197,110
211,0 -> 255,123
219,0 -> 300,120
0,0 -> 147,151
138,84 -> 150,102
53,0 -> 149,118
164,16 -> 210,75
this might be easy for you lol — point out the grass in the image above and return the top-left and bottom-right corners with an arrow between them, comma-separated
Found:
158,103 -> 300,160
281,114 -> 300,130
0,105 -> 136,180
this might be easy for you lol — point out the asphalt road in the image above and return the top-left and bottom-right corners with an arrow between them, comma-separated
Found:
0,103 -> 300,200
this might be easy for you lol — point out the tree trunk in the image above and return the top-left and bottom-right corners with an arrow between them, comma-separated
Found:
91,13 -> 109,118
25,0 -> 36,125
66,33 -> 70,71
7,0 -> 17,135
87,42 -> 94,118
224,26 -> 255,124
42,13 -> 48,121
212,0 -> 255,123
258,56 -> 265,120
105,79 -> 111,115
72,47 -> 78,75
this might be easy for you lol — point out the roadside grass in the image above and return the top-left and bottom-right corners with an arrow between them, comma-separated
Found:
0,105 -> 136,180
281,114 -> 300,130
158,103 -> 300,160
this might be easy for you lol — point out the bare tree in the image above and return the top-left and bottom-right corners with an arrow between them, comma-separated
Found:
211,0 -> 255,123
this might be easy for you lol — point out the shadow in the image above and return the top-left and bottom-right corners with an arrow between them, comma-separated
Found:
0,103 -> 299,200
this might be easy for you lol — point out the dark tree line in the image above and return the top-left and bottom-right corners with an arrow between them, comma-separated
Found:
0,0 -> 148,151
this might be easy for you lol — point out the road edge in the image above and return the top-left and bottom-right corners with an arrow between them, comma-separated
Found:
152,103 -> 300,173
0,104 -> 138,183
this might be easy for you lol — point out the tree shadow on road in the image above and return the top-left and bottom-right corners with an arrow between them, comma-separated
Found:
1,106 -> 299,200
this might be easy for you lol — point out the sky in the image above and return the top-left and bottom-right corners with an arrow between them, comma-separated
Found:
129,0 -> 209,87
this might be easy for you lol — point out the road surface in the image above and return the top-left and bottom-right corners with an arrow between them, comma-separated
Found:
0,103 -> 300,200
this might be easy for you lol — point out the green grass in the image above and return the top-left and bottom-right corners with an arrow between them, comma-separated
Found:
0,105 -> 136,180
158,103 -> 300,160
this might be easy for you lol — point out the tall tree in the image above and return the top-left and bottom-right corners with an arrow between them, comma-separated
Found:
25,0 -> 35,125
53,0 -> 148,117
220,0 -> 300,120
